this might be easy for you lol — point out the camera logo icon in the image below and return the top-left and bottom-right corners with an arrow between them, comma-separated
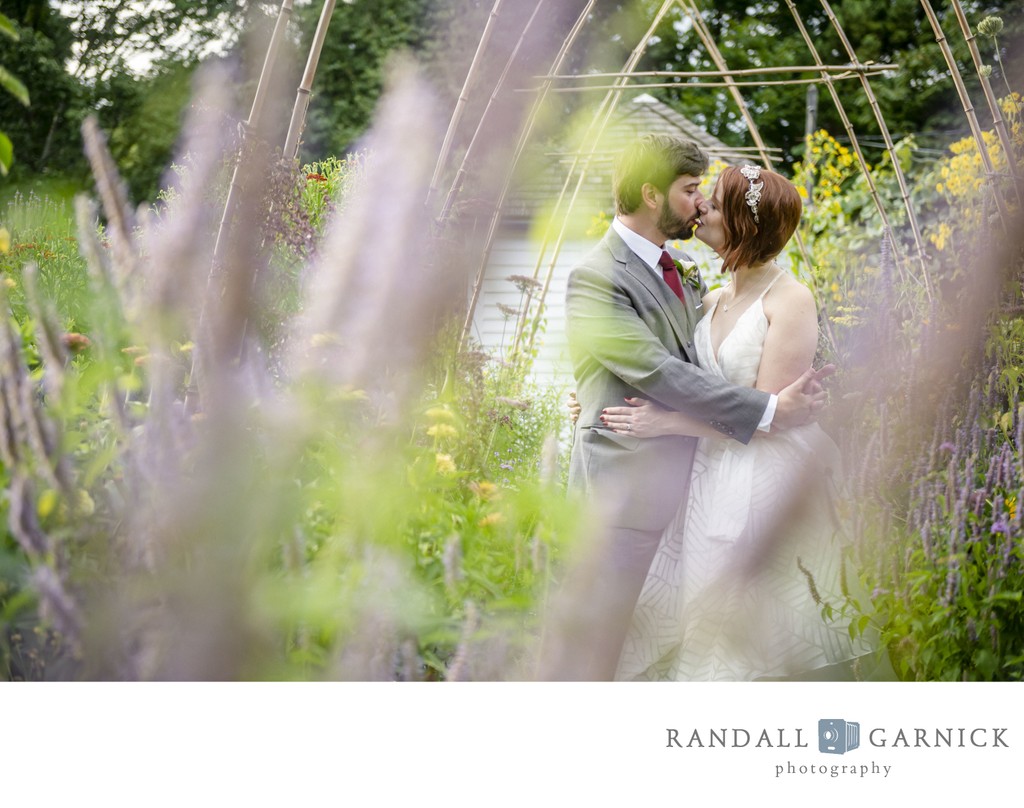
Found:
819,719 -> 860,755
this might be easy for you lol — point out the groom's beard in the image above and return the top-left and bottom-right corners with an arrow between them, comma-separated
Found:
658,198 -> 697,240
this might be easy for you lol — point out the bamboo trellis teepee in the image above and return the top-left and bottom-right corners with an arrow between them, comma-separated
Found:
424,0 -> 1019,363
189,0 -> 1020,408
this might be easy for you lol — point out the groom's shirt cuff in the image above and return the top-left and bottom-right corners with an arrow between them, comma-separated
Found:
757,394 -> 778,432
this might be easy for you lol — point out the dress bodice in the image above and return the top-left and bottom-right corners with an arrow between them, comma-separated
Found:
694,278 -> 779,388
615,275 -> 873,682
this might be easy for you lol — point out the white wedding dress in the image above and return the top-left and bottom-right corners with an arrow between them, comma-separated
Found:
615,279 -> 874,681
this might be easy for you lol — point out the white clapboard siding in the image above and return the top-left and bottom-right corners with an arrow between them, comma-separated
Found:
469,237 -> 592,392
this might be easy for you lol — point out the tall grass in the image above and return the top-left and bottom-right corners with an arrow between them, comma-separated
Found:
1,29 -> 1022,682
0,59 -> 582,681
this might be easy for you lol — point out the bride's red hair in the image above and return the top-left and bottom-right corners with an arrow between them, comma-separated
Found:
715,166 -> 802,270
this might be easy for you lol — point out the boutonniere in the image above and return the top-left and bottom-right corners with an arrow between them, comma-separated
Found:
673,258 -> 701,291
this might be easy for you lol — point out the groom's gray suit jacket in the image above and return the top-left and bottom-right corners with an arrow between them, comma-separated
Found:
566,226 -> 770,534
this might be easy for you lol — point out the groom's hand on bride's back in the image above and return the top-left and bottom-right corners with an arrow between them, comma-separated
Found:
772,364 -> 835,429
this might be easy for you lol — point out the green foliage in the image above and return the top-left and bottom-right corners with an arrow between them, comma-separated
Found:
95,63 -> 199,202
0,193 -> 88,326
0,10 -> 29,176
0,1 -> 252,197
294,0 -> 428,159
55,0 -> 249,81
871,357 -> 1024,680
575,0 -> 1021,165
298,153 -> 366,232
0,14 -> 85,182
791,96 -> 1024,680
0,156 -> 581,680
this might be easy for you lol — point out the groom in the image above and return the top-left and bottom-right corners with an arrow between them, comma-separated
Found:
562,134 -> 827,679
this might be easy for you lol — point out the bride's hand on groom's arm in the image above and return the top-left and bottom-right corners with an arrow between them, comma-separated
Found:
603,398 -> 740,439
801,363 -> 836,393
601,398 -> 671,437
772,364 -> 834,429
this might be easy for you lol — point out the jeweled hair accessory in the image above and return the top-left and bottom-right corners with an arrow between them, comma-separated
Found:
739,164 -> 763,224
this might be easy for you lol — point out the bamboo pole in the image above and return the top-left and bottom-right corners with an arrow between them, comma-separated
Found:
537,64 -> 899,81
816,0 -> 934,300
428,0 -> 505,209
437,0 -> 547,227
781,0 -> 916,298
806,0 -> 937,296
919,0 -> 1011,227
456,1 -> 597,349
283,0 -> 337,161
210,0 -> 295,265
185,0 -> 295,411
516,0 -> 680,357
948,0 -> 1022,202
538,76 -> 886,92
679,0 -> 775,168
677,0 -> 844,351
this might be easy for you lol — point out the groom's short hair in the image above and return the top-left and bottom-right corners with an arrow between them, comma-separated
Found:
613,134 -> 709,215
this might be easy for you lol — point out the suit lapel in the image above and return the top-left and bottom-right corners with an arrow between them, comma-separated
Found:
606,230 -> 697,362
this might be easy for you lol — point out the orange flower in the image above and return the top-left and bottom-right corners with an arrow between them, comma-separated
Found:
61,332 -> 91,353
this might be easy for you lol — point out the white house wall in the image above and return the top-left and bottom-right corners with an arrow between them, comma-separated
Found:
469,236 -> 589,392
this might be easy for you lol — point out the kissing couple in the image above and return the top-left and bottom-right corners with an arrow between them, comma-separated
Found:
560,134 -> 878,681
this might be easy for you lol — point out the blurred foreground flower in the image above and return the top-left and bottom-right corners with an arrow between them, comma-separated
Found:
60,332 -> 91,353
435,453 -> 457,474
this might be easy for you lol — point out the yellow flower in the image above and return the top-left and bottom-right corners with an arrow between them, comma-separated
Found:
930,222 -> 952,252
74,489 -> 95,516
427,423 -> 458,440
0,227 -> 9,254
425,406 -> 455,422
435,453 -> 456,475
37,489 -> 59,519
3,277 -> 15,289
469,480 -> 499,500
478,512 -> 504,527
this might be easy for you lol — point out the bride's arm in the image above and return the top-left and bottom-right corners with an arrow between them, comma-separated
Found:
600,398 -> 723,438
757,279 -> 819,395
603,280 -> 821,438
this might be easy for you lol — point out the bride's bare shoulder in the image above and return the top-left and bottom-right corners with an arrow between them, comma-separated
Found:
766,273 -> 815,307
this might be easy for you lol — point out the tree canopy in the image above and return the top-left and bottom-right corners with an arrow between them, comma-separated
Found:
0,0 -> 1020,198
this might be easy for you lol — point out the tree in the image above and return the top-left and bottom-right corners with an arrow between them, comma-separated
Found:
0,1 -> 269,197
291,0 -> 430,159
55,0 -> 254,81
541,0 -> 1023,166
0,11 -> 30,175
679,1 -> 1024,161
0,11 -> 80,181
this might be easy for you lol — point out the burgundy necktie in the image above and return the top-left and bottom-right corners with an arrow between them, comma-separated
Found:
658,250 -> 685,302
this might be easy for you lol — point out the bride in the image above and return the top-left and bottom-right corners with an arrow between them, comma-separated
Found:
597,165 -> 875,681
